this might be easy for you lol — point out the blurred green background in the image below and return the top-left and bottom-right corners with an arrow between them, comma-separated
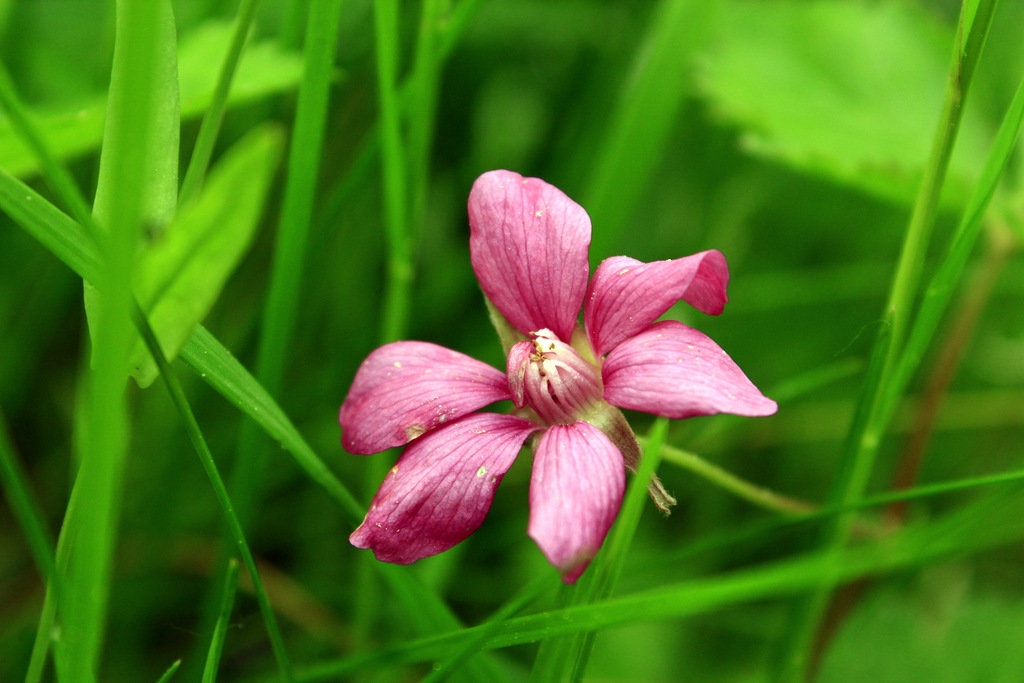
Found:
1,0 -> 1023,680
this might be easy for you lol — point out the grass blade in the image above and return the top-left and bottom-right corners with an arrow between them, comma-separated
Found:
179,0 -> 263,204
774,1 -> 1002,677
374,0 -> 413,344
134,303 -> 294,680
228,0 -> 344,532
55,1 -> 179,678
155,659 -> 183,683
0,411 -> 59,591
202,558 -> 241,683
295,481 -> 1024,680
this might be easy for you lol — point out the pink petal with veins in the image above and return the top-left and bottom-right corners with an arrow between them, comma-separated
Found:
340,341 -> 511,454
528,422 -> 625,583
350,413 -> 540,564
602,321 -> 777,419
469,170 -> 591,342
585,251 -> 729,356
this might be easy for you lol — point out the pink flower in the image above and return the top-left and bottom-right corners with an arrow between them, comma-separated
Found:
340,170 -> 776,582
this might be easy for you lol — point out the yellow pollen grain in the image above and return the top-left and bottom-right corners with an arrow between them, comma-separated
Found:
618,268 -> 630,275
393,361 -> 402,368
476,466 -> 487,478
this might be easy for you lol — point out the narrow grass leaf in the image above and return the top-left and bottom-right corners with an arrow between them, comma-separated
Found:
0,411 -> 59,592
155,659 -> 183,683
295,486 -> 1024,681
0,168 -> 100,283
180,325 -> 366,522
424,575 -> 551,683
889,70 -> 1024,412
0,147 -> 364,531
0,63 -> 92,226
134,302 -> 294,680
774,1 -> 1001,678
179,0 -> 263,204
374,0 -> 413,344
202,558 -> 241,683
229,0 -> 344,527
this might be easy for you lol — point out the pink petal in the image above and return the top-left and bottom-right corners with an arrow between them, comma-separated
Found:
585,251 -> 729,356
468,170 -> 591,342
602,320 -> 777,419
528,422 -> 625,583
350,413 -> 540,564
340,341 -> 511,454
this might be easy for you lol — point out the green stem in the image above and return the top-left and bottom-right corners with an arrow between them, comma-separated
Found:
653,440 -> 816,516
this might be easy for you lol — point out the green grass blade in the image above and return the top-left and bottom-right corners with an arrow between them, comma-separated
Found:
294,483 -> 1024,681
888,70 -> 1024,413
300,482 -> 1024,681
0,171 -> 366,523
202,558 -> 241,683
374,0 -> 413,344
0,168 -> 100,283
424,575 -> 550,683
228,0 -> 344,530
55,1 -> 178,678
774,2 -> 1001,676
133,303 -> 294,680
180,325 -> 366,522
0,62 -> 92,226
179,0 -> 262,204
0,410 -> 60,594
155,659 -> 183,683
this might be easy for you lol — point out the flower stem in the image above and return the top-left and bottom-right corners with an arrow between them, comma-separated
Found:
646,438 -> 816,516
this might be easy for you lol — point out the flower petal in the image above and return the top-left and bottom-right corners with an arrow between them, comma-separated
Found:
340,341 -> 511,454
469,170 -> 591,342
602,320 -> 777,419
528,421 -> 625,583
585,251 -> 729,356
350,413 -> 540,564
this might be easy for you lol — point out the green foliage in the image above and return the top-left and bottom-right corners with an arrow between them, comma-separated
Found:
699,0 -> 991,206
0,0 -> 1022,681
131,124 -> 283,387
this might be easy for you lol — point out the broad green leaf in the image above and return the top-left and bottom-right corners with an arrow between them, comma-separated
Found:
131,124 -> 284,387
820,581 -> 1024,682
697,0 -> 990,206
0,20 -> 303,178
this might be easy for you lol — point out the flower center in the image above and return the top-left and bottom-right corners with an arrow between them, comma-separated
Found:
507,328 -> 604,424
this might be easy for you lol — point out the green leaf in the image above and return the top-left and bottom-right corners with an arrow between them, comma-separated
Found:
130,124 -> 284,387
0,20 -> 303,178
698,0 -> 990,206
819,578 -> 1024,682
